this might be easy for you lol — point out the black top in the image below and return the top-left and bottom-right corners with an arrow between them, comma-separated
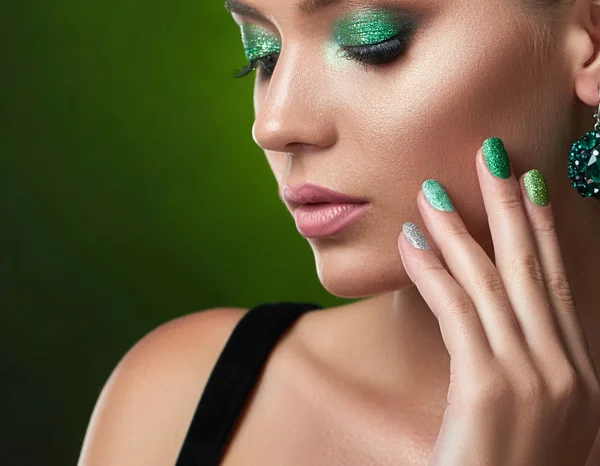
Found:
175,301 -> 323,466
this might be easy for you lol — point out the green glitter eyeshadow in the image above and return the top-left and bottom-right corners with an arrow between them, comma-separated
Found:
333,9 -> 405,46
422,179 -> 455,212
523,169 -> 548,206
240,23 -> 281,62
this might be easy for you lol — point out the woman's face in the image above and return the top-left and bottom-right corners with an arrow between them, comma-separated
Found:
228,0 -> 576,298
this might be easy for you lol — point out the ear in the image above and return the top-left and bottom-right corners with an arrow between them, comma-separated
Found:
573,0 -> 600,106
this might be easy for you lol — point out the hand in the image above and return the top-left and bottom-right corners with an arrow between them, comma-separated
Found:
397,138 -> 600,466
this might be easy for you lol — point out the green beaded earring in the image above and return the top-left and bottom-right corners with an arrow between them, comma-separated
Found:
568,82 -> 600,199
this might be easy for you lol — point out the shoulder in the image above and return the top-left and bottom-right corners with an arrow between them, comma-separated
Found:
78,307 -> 249,466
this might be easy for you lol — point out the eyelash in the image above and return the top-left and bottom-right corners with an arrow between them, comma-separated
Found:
232,33 -> 411,79
233,53 -> 279,79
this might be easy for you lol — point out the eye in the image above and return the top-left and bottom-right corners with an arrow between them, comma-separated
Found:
339,32 -> 411,70
231,32 -> 412,80
233,52 -> 279,79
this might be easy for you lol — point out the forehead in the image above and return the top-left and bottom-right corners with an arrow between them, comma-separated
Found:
226,0 -> 443,23
226,0 -> 345,20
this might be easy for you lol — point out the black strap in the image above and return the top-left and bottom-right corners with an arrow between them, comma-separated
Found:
176,301 -> 322,466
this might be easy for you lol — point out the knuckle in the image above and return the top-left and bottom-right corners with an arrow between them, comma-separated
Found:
505,253 -> 545,286
497,188 -> 523,211
419,260 -> 448,275
546,270 -> 576,309
443,219 -> 472,239
549,366 -> 583,402
468,373 -> 515,409
498,357 -> 546,405
439,293 -> 476,319
533,211 -> 557,236
472,268 -> 506,296
412,260 -> 446,287
518,373 -> 546,402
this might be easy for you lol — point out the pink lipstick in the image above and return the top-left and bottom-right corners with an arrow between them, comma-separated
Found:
282,183 -> 370,238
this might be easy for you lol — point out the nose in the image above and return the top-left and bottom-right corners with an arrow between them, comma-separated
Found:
251,47 -> 337,153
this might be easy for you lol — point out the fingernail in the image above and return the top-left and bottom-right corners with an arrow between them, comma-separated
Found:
483,137 -> 511,179
422,179 -> 455,212
402,222 -> 431,250
523,169 -> 548,206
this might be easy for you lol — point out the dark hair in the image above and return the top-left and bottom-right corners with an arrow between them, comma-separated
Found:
524,0 -> 576,18
516,0 -> 577,56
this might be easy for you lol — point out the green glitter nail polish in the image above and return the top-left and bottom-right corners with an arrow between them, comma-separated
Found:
422,180 -> 455,212
523,169 -> 548,206
483,137 -> 511,179
333,9 -> 405,46
240,23 -> 280,61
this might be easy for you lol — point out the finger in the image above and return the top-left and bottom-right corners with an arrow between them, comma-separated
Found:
476,138 -> 565,362
520,169 -> 599,385
417,180 -> 526,357
398,222 -> 493,366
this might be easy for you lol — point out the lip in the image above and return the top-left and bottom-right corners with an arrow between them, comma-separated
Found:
282,182 -> 368,209
282,183 -> 370,238
293,203 -> 370,237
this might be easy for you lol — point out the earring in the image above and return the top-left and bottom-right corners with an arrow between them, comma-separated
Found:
568,82 -> 600,199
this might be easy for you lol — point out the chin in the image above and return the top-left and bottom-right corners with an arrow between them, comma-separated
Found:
311,241 -> 414,298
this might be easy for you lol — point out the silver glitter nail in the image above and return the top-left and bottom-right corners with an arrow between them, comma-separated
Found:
402,222 -> 431,250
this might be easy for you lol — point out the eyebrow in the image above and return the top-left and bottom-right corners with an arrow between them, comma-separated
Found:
225,0 -> 344,21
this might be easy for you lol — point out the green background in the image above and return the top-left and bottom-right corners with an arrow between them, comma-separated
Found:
1,1 -> 349,464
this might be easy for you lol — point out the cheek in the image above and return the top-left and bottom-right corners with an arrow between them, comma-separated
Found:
332,12 -> 548,236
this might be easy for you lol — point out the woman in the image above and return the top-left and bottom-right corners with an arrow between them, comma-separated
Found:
78,0 -> 600,464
